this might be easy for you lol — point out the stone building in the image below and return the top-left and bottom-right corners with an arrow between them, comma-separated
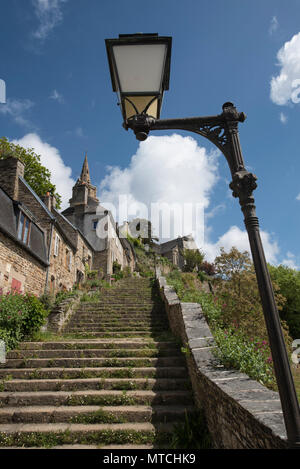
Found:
156,234 -> 199,270
0,157 -> 93,295
0,184 -> 48,296
62,154 -> 136,276
0,154 -> 136,296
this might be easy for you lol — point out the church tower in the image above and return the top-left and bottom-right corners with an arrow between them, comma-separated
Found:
68,153 -> 99,208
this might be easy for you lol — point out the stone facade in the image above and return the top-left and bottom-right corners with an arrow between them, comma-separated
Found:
0,157 -> 95,295
156,268 -> 288,449
0,231 -> 47,296
157,234 -> 199,270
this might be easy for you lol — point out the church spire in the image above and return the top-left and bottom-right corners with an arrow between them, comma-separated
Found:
80,152 -> 91,184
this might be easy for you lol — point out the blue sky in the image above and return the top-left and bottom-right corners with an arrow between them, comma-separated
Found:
1,0 -> 300,267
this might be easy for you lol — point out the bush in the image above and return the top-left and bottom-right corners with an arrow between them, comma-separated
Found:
0,291 -> 47,350
199,261 -> 216,276
213,327 -> 276,389
39,293 -> 55,313
112,261 -> 122,274
268,264 -> 300,339
20,294 -> 47,337
183,249 -> 205,272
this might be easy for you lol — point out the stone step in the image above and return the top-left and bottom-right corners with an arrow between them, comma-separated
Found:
7,348 -> 181,359
0,377 -> 189,392
0,404 -> 194,424
67,318 -> 168,324
18,341 -> 178,350
64,326 -> 168,332
0,390 -> 192,407
0,366 -> 187,380
63,330 -> 168,335
3,356 -> 185,368
0,422 -> 173,447
78,305 -> 154,310
72,314 -> 165,320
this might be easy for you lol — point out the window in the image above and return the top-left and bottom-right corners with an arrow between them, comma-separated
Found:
17,212 -> 31,245
92,220 -> 98,230
54,234 -> 60,257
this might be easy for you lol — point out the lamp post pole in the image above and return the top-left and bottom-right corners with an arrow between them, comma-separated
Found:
125,102 -> 300,448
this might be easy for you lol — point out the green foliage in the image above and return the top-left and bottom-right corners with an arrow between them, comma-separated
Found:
170,410 -> 212,449
0,137 -> 61,208
39,292 -> 55,313
213,328 -> 276,389
20,294 -> 47,337
165,252 -> 292,391
84,278 -> 102,289
112,261 -> 122,274
183,249 -> 205,272
268,264 -> 300,339
111,271 -> 124,281
0,291 -> 47,350
127,234 -> 143,248
214,247 -> 252,279
80,292 -> 102,303
213,247 -> 288,343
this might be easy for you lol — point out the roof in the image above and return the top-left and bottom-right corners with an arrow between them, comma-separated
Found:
52,208 -> 95,253
0,186 -> 49,266
159,237 -> 184,254
19,176 -> 55,220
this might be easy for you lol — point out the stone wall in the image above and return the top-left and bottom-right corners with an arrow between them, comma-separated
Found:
47,294 -> 82,332
156,269 -> 288,449
48,228 -> 78,292
0,231 -> 47,295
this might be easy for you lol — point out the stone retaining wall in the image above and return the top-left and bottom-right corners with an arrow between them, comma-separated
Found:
46,294 -> 82,333
156,269 -> 288,449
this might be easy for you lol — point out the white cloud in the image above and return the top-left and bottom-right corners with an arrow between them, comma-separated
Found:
12,133 -> 75,209
269,16 -> 278,35
32,0 -> 67,40
98,134 -> 283,265
281,251 -> 298,269
49,89 -> 64,103
279,112 -> 287,124
0,98 -> 34,128
100,134 -> 220,241
203,226 -> 280,264
270,32 -> 300,105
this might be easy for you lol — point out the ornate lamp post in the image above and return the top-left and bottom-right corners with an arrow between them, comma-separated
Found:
105,33 -> 300,448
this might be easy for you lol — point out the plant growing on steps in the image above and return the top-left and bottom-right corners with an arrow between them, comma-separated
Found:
170,410 -> 212,449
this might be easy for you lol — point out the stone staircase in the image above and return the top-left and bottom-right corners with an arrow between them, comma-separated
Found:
0,277 -> 195,449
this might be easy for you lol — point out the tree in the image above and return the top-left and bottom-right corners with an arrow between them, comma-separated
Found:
268,264 -> 300,339
0,137 -> 61,208
183,249 -> 205,272
214,247 -> 288,344
214,247 -> 252,280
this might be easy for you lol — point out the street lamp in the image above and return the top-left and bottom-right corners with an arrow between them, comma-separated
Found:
105,33 -> 300,448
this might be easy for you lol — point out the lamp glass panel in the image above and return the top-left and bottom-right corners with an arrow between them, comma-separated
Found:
124,96 -> 158,119
113,44 -> 167,93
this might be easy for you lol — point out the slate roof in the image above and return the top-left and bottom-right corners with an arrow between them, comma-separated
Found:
0,186 -> 48,266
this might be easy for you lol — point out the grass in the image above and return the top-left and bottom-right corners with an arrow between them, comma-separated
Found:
292,367 -> 300,403
0,429 -> 161,448
70,408 -> 127,424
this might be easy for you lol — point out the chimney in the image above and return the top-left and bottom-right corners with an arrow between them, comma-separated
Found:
42,192 -> 57,211
0,157 -> 25,200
